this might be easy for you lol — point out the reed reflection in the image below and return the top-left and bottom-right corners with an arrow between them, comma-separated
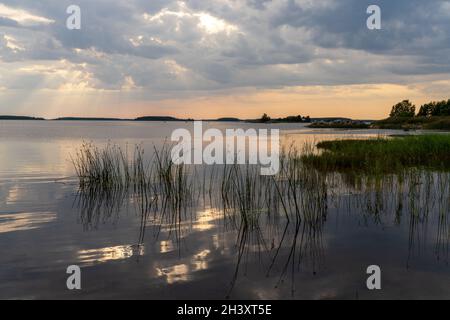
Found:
72,143 -> 450,295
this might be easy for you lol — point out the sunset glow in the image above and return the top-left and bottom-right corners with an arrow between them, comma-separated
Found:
1,1 -> 450,119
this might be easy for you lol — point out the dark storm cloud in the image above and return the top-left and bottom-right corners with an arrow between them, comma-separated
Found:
272,0 -> 450,54
0,0 -> 449,92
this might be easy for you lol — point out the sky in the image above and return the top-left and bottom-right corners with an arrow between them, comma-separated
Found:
0,0 -> 450,119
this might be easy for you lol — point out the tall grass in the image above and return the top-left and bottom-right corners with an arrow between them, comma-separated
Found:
71,142 -> 130,190
72,138 -> 450,227
72,137 -> 450,230
72,142 -> 195,236
302,134 -> 450,173
71,140 -> 450,294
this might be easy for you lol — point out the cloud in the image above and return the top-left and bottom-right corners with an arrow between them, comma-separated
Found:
0,0 -> 450,117
0,3 -> 54,26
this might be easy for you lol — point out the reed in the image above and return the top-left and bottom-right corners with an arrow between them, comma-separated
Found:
72,139 -> 450,235
71,140 -> 450,292
71,142 -> 131,190
302,134 -> 450,173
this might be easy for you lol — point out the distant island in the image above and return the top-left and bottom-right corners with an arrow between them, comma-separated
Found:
0,115 -> 45,120
135,116 -> 194,122
0,114 -> 372,125
0,114 -> 312,123
309,121 -> 371,129
247,114 -> 312,123
54,117 -> 130,121
212,117 -> 242,122
2,100 -> 449,131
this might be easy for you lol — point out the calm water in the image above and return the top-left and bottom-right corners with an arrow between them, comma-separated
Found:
0,120 -> 449,300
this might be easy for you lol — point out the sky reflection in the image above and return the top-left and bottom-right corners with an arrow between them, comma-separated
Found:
0,212 -> 56,234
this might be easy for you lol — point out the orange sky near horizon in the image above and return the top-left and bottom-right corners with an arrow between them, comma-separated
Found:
23,80 -> 450,120
2,1 -> 450,121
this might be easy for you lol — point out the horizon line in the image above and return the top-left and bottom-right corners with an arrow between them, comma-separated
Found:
0,115 -> 376,122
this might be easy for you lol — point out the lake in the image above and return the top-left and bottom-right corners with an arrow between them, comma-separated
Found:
0,120 -> 449,300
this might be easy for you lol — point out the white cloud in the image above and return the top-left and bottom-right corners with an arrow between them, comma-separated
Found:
0,0 -> 450,116
121,75 -> 139,91
143,4 -> 239,36
197,13 -> 238,35
0,3 -> 54,26
3,34 -> 24,52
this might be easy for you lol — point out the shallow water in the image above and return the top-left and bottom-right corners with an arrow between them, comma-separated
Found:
0,120 -> 449,300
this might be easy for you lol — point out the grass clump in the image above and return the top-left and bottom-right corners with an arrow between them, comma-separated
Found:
374,116 -> 450,130
302,134 -> 450,173
71,142 -> 131,190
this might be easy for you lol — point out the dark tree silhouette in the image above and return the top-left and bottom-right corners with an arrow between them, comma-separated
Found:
417,100 -> 450,117
261,113 -> 271,123
390,100 -> 416,117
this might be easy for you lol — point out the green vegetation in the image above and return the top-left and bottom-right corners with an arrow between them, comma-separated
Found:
251,114 -> 311,123
374,99 -> 450,130
309,121 -> 370,129
302,134 -> 450,173
71,142 -> 132,190
72,143 -> 328,229
375,115 -> 450,130
417,99 -> 450,117
260,113 -> 271,123
389,100 -> 416,117
0,115 -> 45,120
54,117 -> 129,121
214,117 -> 241,122
276,115 -> 311,123
73,140 -> 450,278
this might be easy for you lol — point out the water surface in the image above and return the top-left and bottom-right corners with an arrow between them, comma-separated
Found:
0,120 -> 449,300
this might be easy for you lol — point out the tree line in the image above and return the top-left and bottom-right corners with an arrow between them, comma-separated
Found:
390,99 -> 450,118
259,113 -> 311,123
